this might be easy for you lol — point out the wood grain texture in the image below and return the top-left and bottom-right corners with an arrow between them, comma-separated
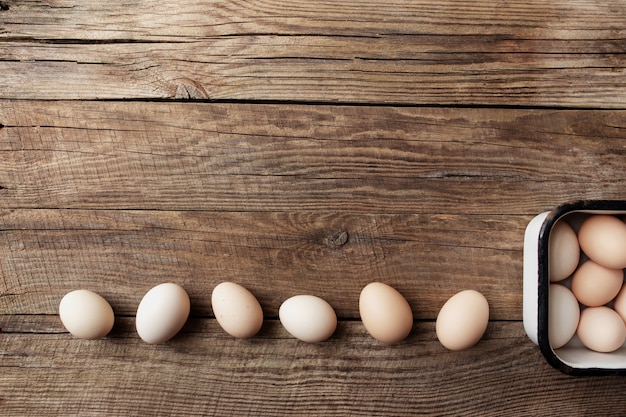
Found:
1,101 -> 625,212
1,101 -> 626,415
4,0 -> 626,415
1,318 -> 626,416
1,0 -> 626,104
0,208 -> 525,319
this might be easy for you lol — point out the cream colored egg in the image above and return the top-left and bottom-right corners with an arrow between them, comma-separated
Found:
212,282 -> 263,338
548,284 -> 580,349
359,282 -> 413,344
571,260 -> 623,307
578,215 -> 626,270
136,283 -> 190,344
59,289 -> 115,340
549,220 -> 580,282
436,290 -> 489,351
279,295 -> 337,343
577,306 -> 626,353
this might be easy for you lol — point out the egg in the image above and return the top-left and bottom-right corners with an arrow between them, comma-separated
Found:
435,290 -> 489,351
549,220 -> 580,282
613,285 -> 626,324
577,306 -> 626,353
279,295 -> 337,342
136,283 -> 190,344
548,284 -> 580,349
571,260 -> 623,307
578,215 -> 626,270
359,282 -> 413,344
212,282 -> 263,338
59,289 -> 115,340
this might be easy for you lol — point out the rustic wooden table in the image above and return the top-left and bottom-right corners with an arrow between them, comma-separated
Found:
2,0 -> 626,415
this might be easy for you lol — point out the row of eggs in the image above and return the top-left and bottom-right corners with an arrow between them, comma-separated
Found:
549,214 -> 626,352
59,282 -> 490,350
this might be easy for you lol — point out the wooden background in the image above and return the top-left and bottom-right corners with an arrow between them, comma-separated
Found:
2,0 -> 626,415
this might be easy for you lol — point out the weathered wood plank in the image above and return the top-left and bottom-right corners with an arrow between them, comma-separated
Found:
1,318 -> 625,416
0,101 -> 625,213
0,209 -> 524,319
3,0 -> 626,40
1,0 -> 626,104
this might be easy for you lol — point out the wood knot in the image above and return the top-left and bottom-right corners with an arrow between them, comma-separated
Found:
0,2 -> 9,11
326,230 -> 348,249
174,79 -> 208,99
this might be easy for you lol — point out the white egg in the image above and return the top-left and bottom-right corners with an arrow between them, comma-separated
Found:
548,284 -> 580,349
136,283 -> 190,344
212,282 -> 263,338
59,289 -> 115,340
549,220 -> 580,282
279,295 -> 337,343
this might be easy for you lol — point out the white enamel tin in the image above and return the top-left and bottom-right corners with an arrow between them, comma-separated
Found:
523,200 -> 626,375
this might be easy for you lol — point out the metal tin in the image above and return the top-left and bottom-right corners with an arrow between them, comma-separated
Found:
523,200 -> 626,375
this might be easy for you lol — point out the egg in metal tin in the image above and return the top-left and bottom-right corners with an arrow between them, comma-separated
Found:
548,220 -> 580,282
571,260 -> 623,307
577,306 -> 626,353
548,284 -> 580,349
136,283 -> 190,344
578,215 -> 626,270
212,282 -> 264,338
279,295 -> 337,343
613,285 -> 626,324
